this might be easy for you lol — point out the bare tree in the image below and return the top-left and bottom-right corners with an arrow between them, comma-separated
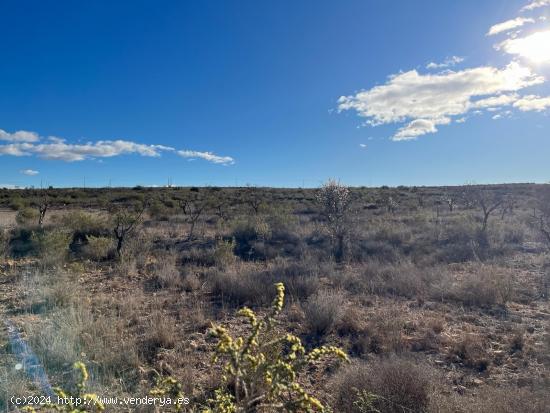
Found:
382,195 -> 398,214
179,197 -> 206,240
499,196 -> 517,220
36,193 -> 49,226
212,200 -> 229,222
444,196 -> 455,212
462,187 -> 505,233
113,202 -> 147,257
244,185 -> 263,215
316,179 -> 352,262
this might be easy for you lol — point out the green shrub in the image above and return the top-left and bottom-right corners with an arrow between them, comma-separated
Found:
264,204 -> 298,230
231,216 -> 272,259
32,228 -> 71,266
60,211 -> 108,234
7,228 -> 37,257
81,235 -> 114,261
16,207 -> 39,226
148,199 -> 172,220
8,195 -> 25,211
212,238 -> 236,268
231,215 -> 303,261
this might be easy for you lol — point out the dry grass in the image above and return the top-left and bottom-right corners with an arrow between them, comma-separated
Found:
330,357 -> 435,413
1,185 -> 549,412
303,289 -> 346,337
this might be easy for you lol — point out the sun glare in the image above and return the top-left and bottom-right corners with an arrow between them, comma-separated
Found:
502,30 -> 550,64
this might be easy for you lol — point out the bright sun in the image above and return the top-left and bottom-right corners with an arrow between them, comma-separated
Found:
501,30 -> 550,64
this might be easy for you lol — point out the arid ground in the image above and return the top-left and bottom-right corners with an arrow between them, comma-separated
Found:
1,184 -> 550,412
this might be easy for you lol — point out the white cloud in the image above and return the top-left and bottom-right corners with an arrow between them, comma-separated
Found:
177,150 -> 235,165
0,143 -> 34,156
0,128 -> 234,165
472,94 -> 519,108
359,143 -> 367,148
497,30 -> 550,63
36,140 -> 172,161
0,129 -> 40,142
455,117 -> 467,123
426,56 -> 464,69
338,62 -> 543,140
487,17 -> 535,36
521,0 -> 550,11
393,118 -> 447,141
0,139 -> 171,161
20,169 -> 39,176
513,94 -> 550,111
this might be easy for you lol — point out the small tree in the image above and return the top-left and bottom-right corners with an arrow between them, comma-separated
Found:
179,196 -> 206,240
37,194 -> 49,227
444,196 -> 455,212
112,202 -> 147,257
500,196 -> 517,220
462,187 -> 505,233
316,179 -> 352,262
384,195 -> 398,214
207,197 -> 229,222
244,185 -> 263,215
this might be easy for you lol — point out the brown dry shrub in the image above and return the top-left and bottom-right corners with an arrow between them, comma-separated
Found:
151,252 -> 181,288
207,262 -> 320,308
464,386 -> 550,413
366,308 -> 406,354
303,289 -> 346,337
141,311 -> 178,362
331,357 -> 434,413
448,265 -> 515,308
361,260 -> 427,298
336,305 -> 365,337
448,334 -> 490,371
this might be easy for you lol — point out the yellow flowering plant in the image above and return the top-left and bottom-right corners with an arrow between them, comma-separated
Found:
202,282 -> 349,413
22,362 -> 104,412
149,376 -> 187,412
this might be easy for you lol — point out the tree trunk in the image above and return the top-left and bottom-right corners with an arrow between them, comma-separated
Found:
335,234 -> 345,263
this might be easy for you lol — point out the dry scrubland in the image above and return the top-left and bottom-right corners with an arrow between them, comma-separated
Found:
1,183 -> 550,412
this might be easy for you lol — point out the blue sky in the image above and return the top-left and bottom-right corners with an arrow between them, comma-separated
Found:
1,0 -> 549,188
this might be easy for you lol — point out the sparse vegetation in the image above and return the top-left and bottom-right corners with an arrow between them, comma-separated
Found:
1,183 -> 549,412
